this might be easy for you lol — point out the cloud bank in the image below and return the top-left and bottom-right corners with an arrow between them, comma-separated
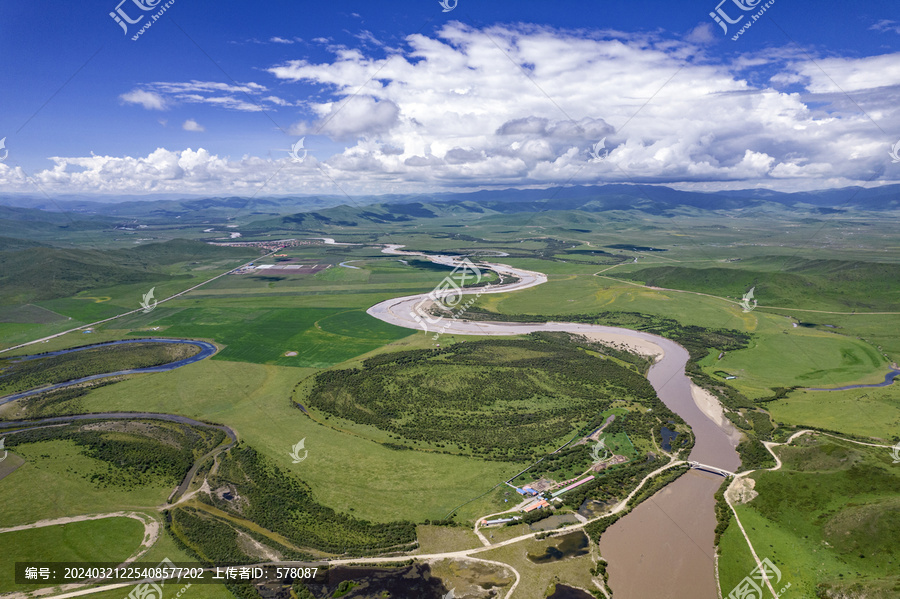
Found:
5,23 -> 900,196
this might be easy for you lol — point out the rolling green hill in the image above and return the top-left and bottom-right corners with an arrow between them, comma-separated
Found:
615,257 -> 900,312
0,205 -> 116,239
0,236 -> 45,252
0,239 -> 256,305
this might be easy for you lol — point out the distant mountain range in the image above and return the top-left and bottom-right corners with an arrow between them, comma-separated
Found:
0,184 -> 897,237
2,183 -> 899,218
245,183 -> 900,231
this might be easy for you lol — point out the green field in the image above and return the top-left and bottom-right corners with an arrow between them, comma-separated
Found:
79,250 -> 508,369
0,517 -> 146,593
716,514 -> 760,597
38,357 -> 514,523
0,240 -> 259,350
0,439 -> 175,525
132,305 -> 411,368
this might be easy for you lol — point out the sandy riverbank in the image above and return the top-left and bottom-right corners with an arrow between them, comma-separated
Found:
690,384 -> 742,443
578,332 -> 665,362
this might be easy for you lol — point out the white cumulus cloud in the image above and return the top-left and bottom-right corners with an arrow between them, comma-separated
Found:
7,24 -> 900,196
183,119 -> 205,132
120,89 -> 168,110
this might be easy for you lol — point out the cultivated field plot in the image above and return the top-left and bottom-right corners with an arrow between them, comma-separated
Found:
102,249 -> 504,368
248,261 -> 330,274
132,306 -> 410,368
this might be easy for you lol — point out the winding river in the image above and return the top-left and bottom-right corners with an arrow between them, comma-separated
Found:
808,369 -> 900,391
0,339 -> 217,405
0,247 -> 741,597
368,247 -> 742,598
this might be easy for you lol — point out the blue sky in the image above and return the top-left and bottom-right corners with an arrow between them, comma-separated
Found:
1,0 -> 898,198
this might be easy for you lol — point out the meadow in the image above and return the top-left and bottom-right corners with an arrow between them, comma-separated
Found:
459,252 -> 898,442
0,439 -> 175,526
101,249 -> 504,368
0,241 -> 258,350
0,517 -> 145,594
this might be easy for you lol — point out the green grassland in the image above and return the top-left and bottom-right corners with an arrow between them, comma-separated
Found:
82,250 -> 504,368
459,256 -> 898,441
1,205 -> 898,598
0,239 -> 257,307
732,434 -> 900,598
768,388 -> 900,439
173,444 -> 418,559
0,517 -> 146,594
0,420 -> 224,523
128,305 -> 411,368
612,256 -> 900,312
42,524 -> 231,599
39,356 -> 514,523
0,438 -> 175,526
716,515 -> 760,597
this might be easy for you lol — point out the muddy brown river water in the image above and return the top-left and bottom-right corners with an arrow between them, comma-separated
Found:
367,249 -> 742,598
